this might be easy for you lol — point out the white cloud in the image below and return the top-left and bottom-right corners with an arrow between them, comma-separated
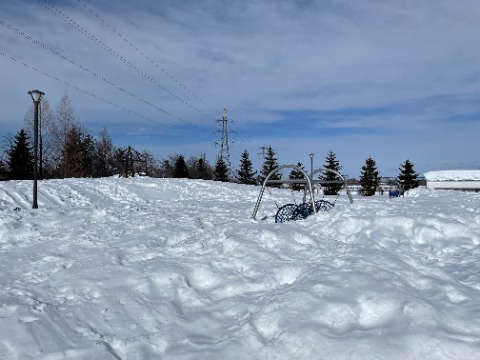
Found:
0,0 -> 479,175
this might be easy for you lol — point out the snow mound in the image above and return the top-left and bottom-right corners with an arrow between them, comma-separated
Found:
1,177 -> 480,359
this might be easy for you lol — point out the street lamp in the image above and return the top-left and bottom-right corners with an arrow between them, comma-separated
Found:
309,153 -> 314,178
28,89 -> 45,209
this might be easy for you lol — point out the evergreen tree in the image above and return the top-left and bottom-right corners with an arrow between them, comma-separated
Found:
185,155 -> 211,180
214,155 -> 229,182
93,128 -> 115,178
260,146 -> 281,187
196,154 -> 213,180
398,159 -> 419,191
289,162 -> 306,191
359,156 -> 381,196
0,158 -> 7,180
236,149 -> 257,185
7,129 -> 34,180
173,155 -> 189,178
80,130 -> 96,177
320,150 -> 343,195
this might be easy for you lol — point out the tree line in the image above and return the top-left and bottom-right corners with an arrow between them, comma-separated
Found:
0,94 -> 419,195
238,146 -> 420,196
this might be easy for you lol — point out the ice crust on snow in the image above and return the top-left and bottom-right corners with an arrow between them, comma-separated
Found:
1,177 -> 480,359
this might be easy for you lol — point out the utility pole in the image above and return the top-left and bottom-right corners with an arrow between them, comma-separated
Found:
215,108 -> 235,175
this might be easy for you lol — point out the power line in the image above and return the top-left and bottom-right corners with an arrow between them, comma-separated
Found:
74,0 -> 217,116
0,18 -> 175,121
0,50 -> 204,138
37,0 -> 213,127
0,17 -> 214,142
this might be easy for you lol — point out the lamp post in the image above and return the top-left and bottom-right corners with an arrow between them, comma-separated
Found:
28,89 -> 45,209
309,153 -> 314,178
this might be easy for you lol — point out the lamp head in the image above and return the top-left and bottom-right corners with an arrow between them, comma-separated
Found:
28,89 -> 45,103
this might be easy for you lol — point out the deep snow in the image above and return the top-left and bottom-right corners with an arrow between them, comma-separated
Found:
1,177 -> 480,359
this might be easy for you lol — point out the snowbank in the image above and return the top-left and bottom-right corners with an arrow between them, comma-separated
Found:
1,177 -> 480,359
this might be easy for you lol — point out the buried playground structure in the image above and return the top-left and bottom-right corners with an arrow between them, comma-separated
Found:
252,165 -> 354,223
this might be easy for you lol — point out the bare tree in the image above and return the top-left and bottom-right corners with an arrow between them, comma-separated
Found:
51,93 -> 77,178
140,150 -> 158,177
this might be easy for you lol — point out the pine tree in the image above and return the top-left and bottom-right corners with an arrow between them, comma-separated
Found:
236,150 -> 257,185
320,150 -> 343,195
260,146 -> 281,187
196,154 -> 213,180
0,159 -> 7,180
289,162 -> 305,191
80,130 -> 96,177
173,155 -> 189,178
398,159 -> 419,191
359,156 -> 381,196
214,155 -> 229,182
7,129 -> 34,180
93,128 -> 115,178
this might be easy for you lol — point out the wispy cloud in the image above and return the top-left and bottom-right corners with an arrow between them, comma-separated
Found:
0,0 -> 479,176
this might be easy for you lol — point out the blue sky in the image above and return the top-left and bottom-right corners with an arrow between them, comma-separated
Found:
1,0 -> 480,178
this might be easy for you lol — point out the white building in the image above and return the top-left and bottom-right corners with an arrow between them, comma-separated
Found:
424,170 -> 480,191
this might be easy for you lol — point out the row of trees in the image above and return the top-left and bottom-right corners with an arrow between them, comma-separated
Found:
358,156 -> 419,195
0,93 -> 252,182
236,146 -> 420,196
0,94 -> 419,195
0,94 -> 123,180
0,132 -> 419,197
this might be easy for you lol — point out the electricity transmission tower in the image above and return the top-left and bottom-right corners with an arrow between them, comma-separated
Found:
215,108 -> 236,174
258,145 -> 267,160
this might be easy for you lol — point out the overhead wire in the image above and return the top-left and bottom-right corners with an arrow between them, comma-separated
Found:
71,0 -> 252,151
55,0 -> 251,150
37,0 -> 214,129
74,0 -> 218,117
0,18 -> 175,121
68,0 -> 253,150
1,0 -> 255,158
0,50 -> 203,138
0,17 -> 214,142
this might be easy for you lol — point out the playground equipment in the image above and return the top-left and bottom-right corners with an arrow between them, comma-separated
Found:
388,183 -> 405,198
252,165 -> 354,222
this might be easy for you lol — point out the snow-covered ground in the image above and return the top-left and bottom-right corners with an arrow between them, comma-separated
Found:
1,177 -> 480,360
424,170 -> 480,181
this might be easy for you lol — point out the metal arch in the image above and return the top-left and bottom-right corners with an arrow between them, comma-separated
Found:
252,164 -> 316,220
311,167 -> 354,204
